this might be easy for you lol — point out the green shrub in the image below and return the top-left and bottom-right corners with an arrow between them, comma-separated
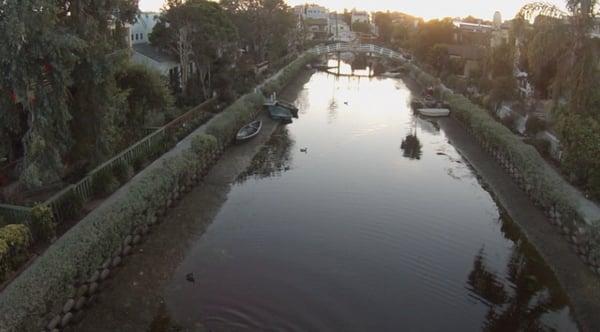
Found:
61,189 -> 84,221
191,134 -> 218,156
91,168 -> 120,197
0,51 -> 313,332
30,205 -> 56,241
261,53 -> 317,96
524,138 -> 551,158
525,116 -> 547,135
205,92 -> 264,147
0,224 -> 33,282
113,161 -> 134,184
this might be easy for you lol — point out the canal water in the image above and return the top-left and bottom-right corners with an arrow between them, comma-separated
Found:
164,61 -> 578,331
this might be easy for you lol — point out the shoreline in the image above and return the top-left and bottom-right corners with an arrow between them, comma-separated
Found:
65,69 -> 599,331
76,112 -> 284,332
438,117 -> 600,332
400,72 -> 600,331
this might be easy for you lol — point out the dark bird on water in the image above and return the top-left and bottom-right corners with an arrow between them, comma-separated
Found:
186,273 -> 195,283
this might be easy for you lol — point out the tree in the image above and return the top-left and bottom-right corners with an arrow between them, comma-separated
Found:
410,18 -> 455,61
428,44 -> 450,75
0,0 -> 137,188
352,21 -> 371,34
518,0 -> 599,114
115,64 -> 174,139
220,0 -> 295,63
373,12 -> 393,44
152,0 -> 238,101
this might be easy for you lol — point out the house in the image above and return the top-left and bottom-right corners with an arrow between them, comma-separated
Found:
294,4 -> 329,20
130,12 -> 159,45
328,14 -> 354,42
131,43 -> 181,80
454,21 -> 493,46
303,18 -> 330,40
351,10 -> 369,24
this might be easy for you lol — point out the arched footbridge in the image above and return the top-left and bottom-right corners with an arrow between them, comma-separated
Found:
309,43 -> 409,62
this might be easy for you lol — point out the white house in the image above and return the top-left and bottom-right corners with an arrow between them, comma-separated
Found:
128,13 -> 181,85
351,10 -> 369,24
130,12 -> 160,45
294,4 -> 329,20
328,14 -> 355,42
131,43 -> 181,79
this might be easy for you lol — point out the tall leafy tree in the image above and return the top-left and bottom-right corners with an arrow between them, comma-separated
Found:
220,0 -> 295,62
152,0 -> 238,101
0,0 -> 137,188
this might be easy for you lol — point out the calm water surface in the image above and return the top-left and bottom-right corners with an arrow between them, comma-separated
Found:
165,61 -> 579,331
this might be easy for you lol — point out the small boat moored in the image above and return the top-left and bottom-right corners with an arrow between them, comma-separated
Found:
236,120 -> 262,142
267,104 -> 293,122
417,108 -> 450,117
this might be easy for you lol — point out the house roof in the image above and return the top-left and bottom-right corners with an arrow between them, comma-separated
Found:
133,43 -> 177,63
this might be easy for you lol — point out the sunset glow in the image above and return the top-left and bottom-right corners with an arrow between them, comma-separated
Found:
138,0 -> 565,20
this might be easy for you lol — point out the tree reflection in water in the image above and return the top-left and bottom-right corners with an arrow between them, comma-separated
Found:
238,126 -> 294,182
467,212 -> 572,331
400,134 -> 422,160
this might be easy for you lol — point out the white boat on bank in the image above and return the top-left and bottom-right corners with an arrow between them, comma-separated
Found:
417,108 -> 450,117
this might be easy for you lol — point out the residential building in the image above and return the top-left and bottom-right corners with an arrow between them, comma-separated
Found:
294,4 -> 329,20
328,14 -> 354,42
130,12 -> 159,45
131,43 -> 181,79
128,12 -> 182,86
351,10 -> 369,24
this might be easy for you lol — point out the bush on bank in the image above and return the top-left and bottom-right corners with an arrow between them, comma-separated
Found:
0,52 -> 312,331
0,133 -> 219,331
261,53 -> 317,97
404,61 -> 600,264
0,224 -> 32,283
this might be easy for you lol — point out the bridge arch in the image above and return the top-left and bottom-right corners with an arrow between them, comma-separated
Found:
309,43 -> 408,62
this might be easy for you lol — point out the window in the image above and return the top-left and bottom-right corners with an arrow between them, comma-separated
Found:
131,34 -> 134,41
135,33 -> 139,40
140,33 -> 144,40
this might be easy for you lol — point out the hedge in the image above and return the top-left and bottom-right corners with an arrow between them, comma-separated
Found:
260,52 -> 317,97
0,224 -> 32,283
0,133 -> 219,331
0,52 -> 313,331
404,61 -> 600,269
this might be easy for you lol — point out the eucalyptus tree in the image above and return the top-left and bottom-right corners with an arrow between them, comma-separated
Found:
151,0 -> 238,101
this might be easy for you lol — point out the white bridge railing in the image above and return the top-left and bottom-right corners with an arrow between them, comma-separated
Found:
309,43 -> 408,62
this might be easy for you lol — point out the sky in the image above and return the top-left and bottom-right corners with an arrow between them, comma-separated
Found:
138,0 -> 565,21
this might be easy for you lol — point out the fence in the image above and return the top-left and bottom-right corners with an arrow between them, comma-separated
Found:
0,97 -> 217,225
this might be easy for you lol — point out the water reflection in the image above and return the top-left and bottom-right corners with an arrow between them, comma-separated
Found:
237,126 -> 294,181
165,59 -> 578,332
468,212 -> 574,332
400,133 -> 423,160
